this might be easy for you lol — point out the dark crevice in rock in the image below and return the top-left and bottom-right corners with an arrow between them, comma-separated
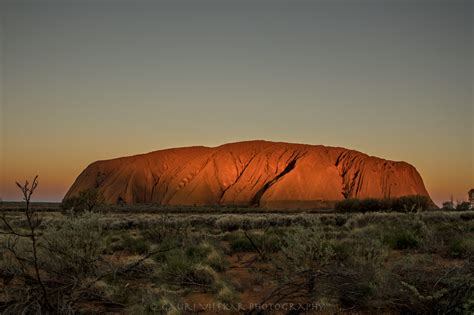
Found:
336,152 -> 351,199
251,159 -> 297,207
219,153 -> 259,202
336,152 -> 364,199
150,173 -> 160,203
334,151 -> 345,168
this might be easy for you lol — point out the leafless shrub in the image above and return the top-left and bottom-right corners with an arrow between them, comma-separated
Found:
0,176 -> 53,311
0,177 -> 176,314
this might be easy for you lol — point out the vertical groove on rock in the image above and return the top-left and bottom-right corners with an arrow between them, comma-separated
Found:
219,153 -> 259,202
251,159 -> 298,206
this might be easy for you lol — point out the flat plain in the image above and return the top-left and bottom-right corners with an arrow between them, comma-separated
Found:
0,203 -> 473,314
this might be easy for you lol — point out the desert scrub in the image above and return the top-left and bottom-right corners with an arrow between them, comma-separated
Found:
104,233 -> 123,252
156,241 -> 227,290
222,228 -> 284,255
345,212 -> 428,230
41,212 -> 105,275
160,251 -> 218,287
265,225 -> 387,310
427,219 -> 474,246
196,241 -> 228,271
214,213 -> 318,232
347,214 -> 430,251
449,238 -> 474,258
0,209 -> 111,313
319,214 -> 348,227
280,226 -> 336,270
383,230 -> 420,250
387,253 -> 473,314
324,224 -> 388,267
215,215 -> 244,231
223,230 -> 255,253
292,224 -> 385,262
258,227 -> 285,253
215,214 -> 277,231
335,195 -> 430,213
215,280 -> 239,305
460,212 -> 474,221
141,224 -> 170,244
119,233 -> 151,254
0,236 -> 30,279
97,279 -> 131,305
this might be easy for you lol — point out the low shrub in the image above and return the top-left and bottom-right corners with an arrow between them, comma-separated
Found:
229,234 -> 255,253
359,198 -> 384,212
60,188 -> 105,213
280,226 -> 336,270
384,230 -> 419,250
387,254 -> 474,314
159,250 -> 194,279
338,278 -> 374,309
120,234 -> 151,254
259,228 -> 285,253
334,198 -> 362,213
156,240 -> 227,290
216,284 -> 238,305
456,202 -> 472,211
207,249 -> 228,272
141,226 -> 169,244
0,211 -> 111,313
267,225 -> 387,310
101,280 -> 131,304
392,195 -> 430,213
335,195 -> 430,213
224,229 -> 283,254
449,238 -> 474,258
460,212 -> 474,221
41,212 -> 105,274
331,240 -> 352,262
215,216 -> 242,232
335,215 -> 348,227
159,249 -> 218,287
183,241 -> 228,271
319,214 -> 348,227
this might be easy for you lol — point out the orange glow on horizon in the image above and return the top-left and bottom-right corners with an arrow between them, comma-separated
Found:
1,140 -> 472,207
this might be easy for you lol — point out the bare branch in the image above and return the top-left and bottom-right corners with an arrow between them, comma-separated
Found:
0,214 -> 34,237
4,176 -> 53,310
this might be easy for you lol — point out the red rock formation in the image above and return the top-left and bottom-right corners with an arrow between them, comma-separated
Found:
64,141 -> 433,209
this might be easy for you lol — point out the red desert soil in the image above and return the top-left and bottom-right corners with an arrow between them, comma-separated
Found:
65,140 -> 433,209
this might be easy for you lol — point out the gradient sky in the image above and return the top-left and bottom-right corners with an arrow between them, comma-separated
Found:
1,0 -> 472,206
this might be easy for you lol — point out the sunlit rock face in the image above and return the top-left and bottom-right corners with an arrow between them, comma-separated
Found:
65,140 -> 433,209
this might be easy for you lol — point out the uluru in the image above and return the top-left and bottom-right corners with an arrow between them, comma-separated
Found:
64,141 -> 433,209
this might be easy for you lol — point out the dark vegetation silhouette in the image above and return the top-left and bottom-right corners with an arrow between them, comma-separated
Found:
335,195 -> 430,213
61,188 -> 105,213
